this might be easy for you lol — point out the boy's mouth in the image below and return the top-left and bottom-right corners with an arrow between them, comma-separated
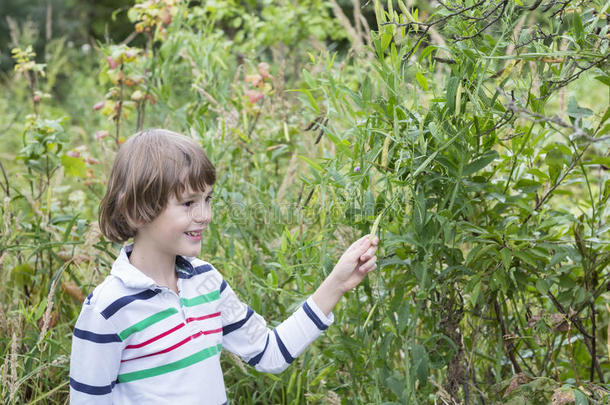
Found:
185,231 -> 202,237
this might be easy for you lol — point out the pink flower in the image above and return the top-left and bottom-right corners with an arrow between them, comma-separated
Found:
92,101 -> 105,111
257,62 -> 271,79
66,150 -> 80,158
245,90 -> 263,104
106,56 -> 119,69
94,130 -> 109,141
245,74 -> 263,88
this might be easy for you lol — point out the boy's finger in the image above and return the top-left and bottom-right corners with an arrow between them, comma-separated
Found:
360,245 -> 377,261
359,259 -> 377,273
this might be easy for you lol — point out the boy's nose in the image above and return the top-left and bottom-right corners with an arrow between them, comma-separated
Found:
191,204 -> 211,225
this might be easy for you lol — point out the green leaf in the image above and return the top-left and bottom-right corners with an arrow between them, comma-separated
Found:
413,187 -> 426,229
600,106 -> 610,125
515,179 -> 542,193
412,344 -> 429,384
412,151 -> 438,178
267,270 -> 278,289
572,14 -> 584,43
545,148 -> 564,168
535,278 -> 549,294
34,299 -> 47,321
297,155 -> 324,173
545,147 -> 565,181
463,150 -> 499,176
385,373 -> 405,399
327,167 -> 346,188
574,389 -> 589,405
293,88 -> 320,114
419,45 -> 437,63
470,279 -> 482,306
567,96 -> 593,119
500,248 -> 512,271
61,155 -> 86,177
362,76 -> 372,102
514,250 -> 537,267
446,77 -> 459,115
416,71 -> 428,91
595,75 -> 610,86
381,31 -> 393,52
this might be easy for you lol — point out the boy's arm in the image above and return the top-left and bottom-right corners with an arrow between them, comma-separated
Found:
312,234 -> 379,316
220,235 -> 378,373
220,281 -> 333,374
70,304 -> 123,404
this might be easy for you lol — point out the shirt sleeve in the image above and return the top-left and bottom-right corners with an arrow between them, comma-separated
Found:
219,280 -> 334,374
69,302 -> 124,404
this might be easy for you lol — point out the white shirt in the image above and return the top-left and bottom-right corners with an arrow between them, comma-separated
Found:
69,245 -> 333,404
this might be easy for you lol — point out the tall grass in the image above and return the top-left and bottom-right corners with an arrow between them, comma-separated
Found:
1,0 -> 609,403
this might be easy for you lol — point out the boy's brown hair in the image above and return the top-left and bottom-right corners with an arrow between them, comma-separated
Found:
99,128 -> 216,243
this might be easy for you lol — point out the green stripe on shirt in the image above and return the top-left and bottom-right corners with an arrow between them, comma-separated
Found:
180,290 -> 220,307
119,308 -> 179,340
117,344 -> 223,383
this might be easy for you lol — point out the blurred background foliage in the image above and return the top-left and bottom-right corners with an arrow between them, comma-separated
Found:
0,0 -> 609,404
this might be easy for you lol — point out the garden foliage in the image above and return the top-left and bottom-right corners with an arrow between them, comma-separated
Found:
0,0 -> 609,403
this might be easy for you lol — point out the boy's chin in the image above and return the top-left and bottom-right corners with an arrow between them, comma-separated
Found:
180,245 -> 202,257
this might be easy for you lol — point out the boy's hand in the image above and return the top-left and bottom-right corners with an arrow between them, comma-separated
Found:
312,234 -> 379,316
329,234 -> 379,293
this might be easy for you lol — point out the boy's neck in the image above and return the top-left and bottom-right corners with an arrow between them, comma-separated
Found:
128,243 -> 179,293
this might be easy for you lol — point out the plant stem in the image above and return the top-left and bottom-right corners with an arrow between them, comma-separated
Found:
590,302 -> 596,382
493,299 -> 521,373
0,159 -> 9,197
547,292 -> 604,381
115,63 -> 125,146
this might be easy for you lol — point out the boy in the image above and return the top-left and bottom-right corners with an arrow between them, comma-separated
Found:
69,129 -> 379,404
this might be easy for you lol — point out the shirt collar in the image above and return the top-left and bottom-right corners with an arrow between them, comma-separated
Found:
110,244 -> 195,289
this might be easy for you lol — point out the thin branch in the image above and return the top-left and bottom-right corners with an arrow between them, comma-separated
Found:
114,63 -> 125,147
543,53 -> 610,96
0,159 -> 9,197
433,56 -> 457,64
452,0 -> 508,42
547,292 -> 604,381
493,299 -> 522,373
120,31 -> 139,46
478,109 -> 515,138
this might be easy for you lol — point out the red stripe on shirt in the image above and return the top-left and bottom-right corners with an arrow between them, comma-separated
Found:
125,323 -> 185,349
185,311 -> 221,323
121,328 -> 223,362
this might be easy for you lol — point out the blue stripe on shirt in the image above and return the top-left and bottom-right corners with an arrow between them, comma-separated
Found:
302,301 -> 328,330
247,334 -> 270,366
273,329 -> 294,364
219,279 -> 227,293
101,289 -> 158,319
223,307 -> 254,335
70,377 -> 116,395
73,328 -> 122,343
177,263 -> 214,279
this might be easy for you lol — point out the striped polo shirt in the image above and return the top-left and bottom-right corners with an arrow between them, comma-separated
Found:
69,244 -> 334,404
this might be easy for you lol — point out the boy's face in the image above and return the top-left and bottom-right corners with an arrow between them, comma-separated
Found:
134,185 -> 214,259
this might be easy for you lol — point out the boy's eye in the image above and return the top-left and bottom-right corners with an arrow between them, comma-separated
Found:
183,201 -> 193,207
206,196 -> 213,203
